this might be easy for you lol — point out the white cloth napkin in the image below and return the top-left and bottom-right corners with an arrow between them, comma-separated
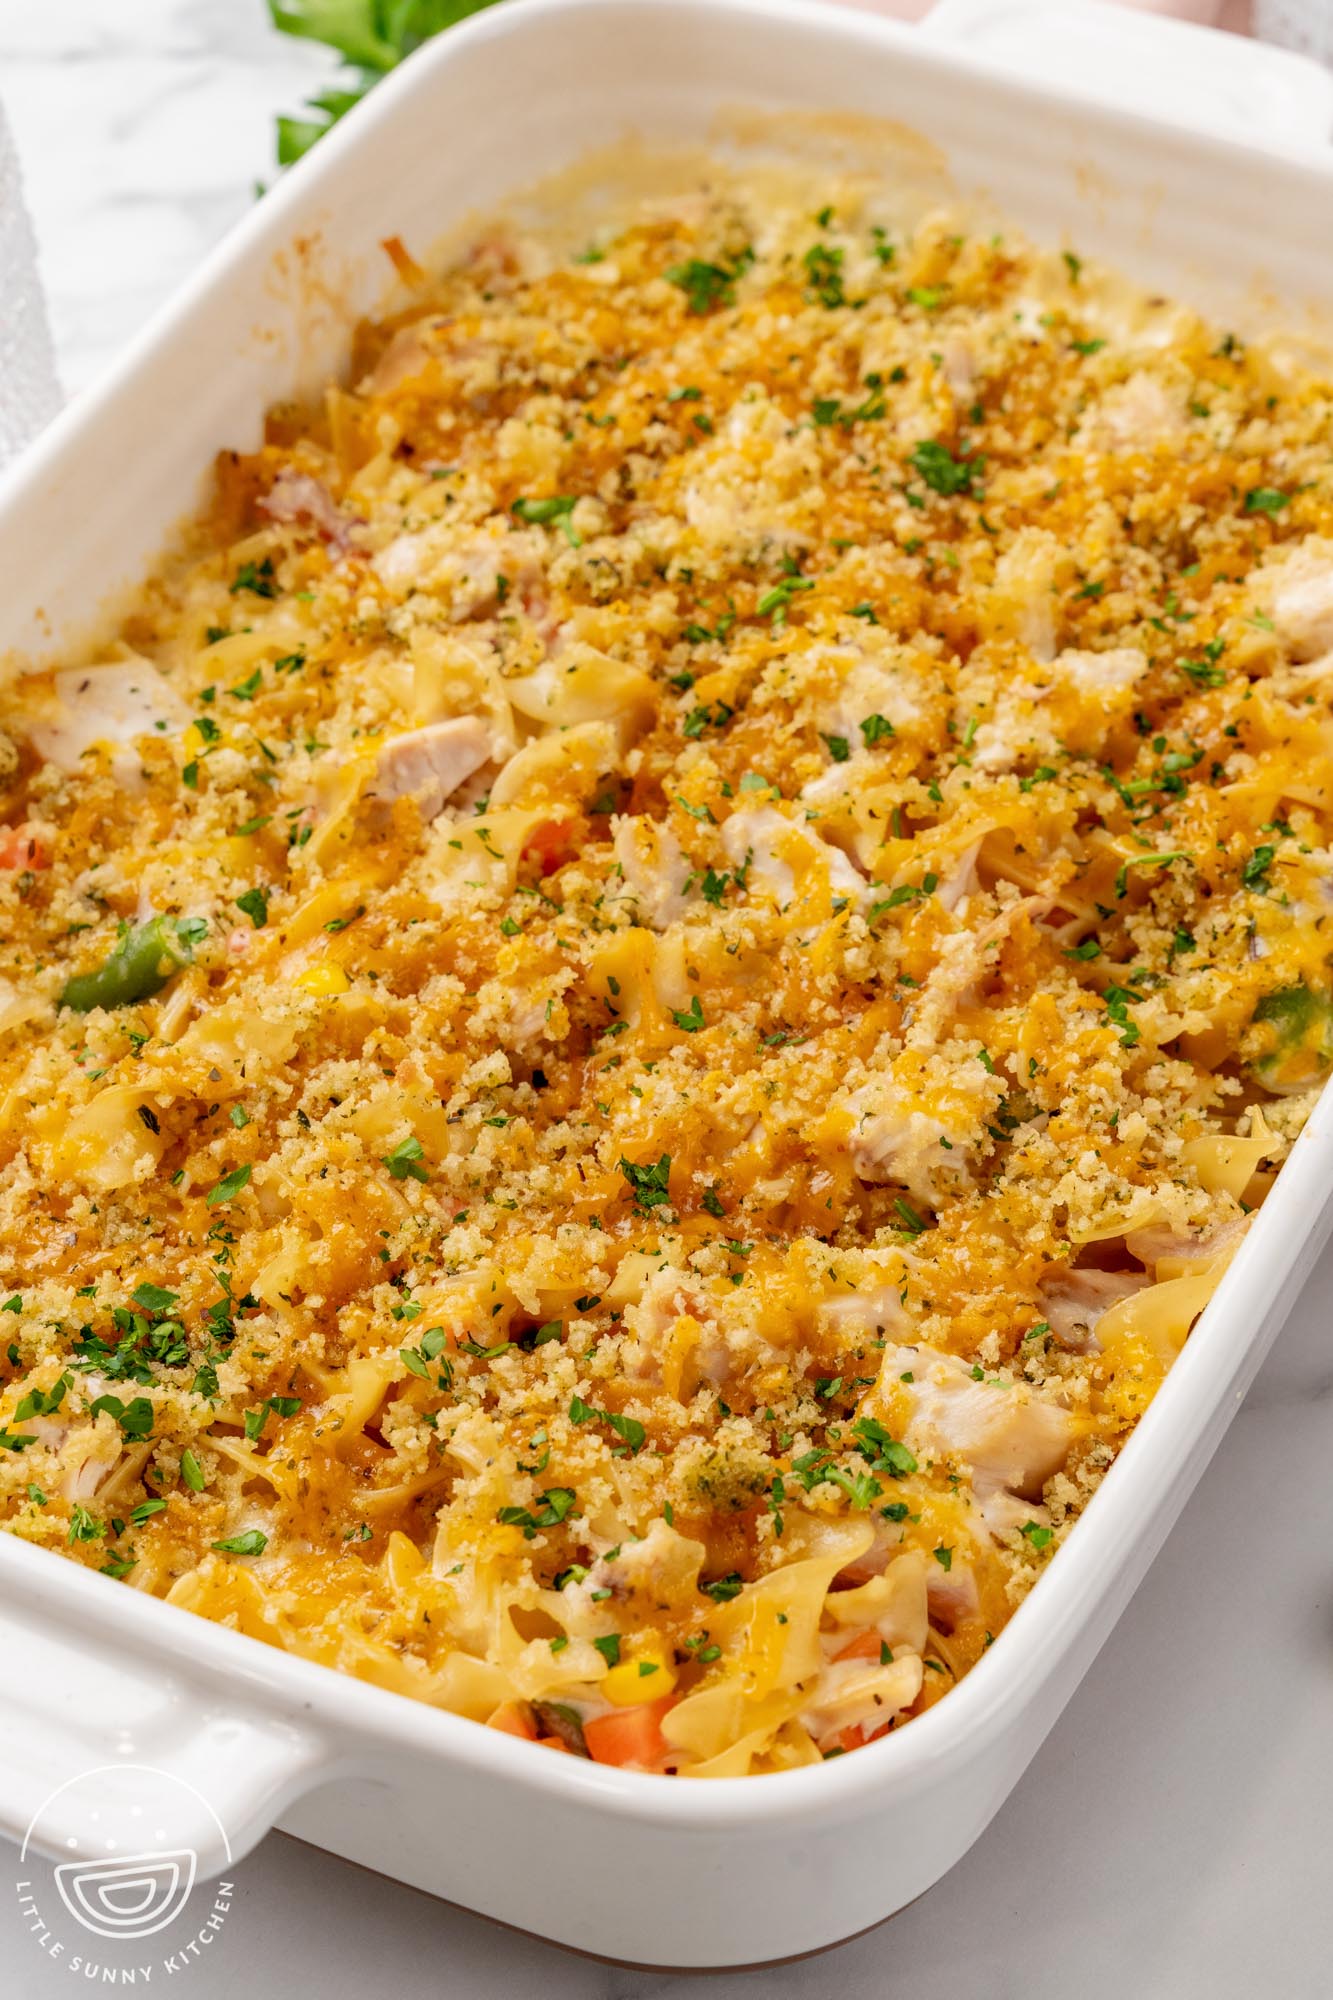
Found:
0,93 -> 62,471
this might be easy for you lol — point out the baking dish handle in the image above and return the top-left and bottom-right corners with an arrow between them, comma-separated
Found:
0,1556 -> 330,1880
920,0 -> 1333,148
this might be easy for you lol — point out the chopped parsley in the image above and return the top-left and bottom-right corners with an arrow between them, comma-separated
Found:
212,1529 -> 268,1556
671,994 -> 705,1032
235,886 -> 269,930
230,558 -> 278,598
666,251 -> 751,315
498,1488 -> 579,1538
569,1395 -> 646,1452
206,1163 -> 252,1207
619,1154 -> 672,1213
512,494 -> 581,546
909,439 -> 979,497
383,1135 -> 429,1183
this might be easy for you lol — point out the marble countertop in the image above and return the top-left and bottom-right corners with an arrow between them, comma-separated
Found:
0,2 -> 1327,1994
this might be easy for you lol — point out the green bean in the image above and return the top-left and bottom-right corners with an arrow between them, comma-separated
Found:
1253,983 -> 1333,1090
59,916 -> 198,1014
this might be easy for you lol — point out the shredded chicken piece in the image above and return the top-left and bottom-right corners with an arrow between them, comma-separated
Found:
1039,1266 -> 1151,1352
612,816 -> 693,929
925,1559 -> 980,1633
880,1343 -> 1073,1500
259,470 -> 359,551
977,1488 -> 1049,1545
366,717 -> 493,823
721,804 -> 865,908
1123,1214 -> 1249,1274
26,659 -> 188,792
904,895 -> 1052,1048
817,1286 -> 908,1342
1267,539 -> 1333,662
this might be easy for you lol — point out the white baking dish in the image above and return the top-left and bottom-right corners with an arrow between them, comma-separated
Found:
3,0 -> 1333,1968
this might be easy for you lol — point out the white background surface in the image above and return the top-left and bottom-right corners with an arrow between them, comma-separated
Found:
0,2 -> 1328,1994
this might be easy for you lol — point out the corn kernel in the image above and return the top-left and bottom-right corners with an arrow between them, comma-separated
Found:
601,1648 -> 677,1707
183,720 -> 226,759
296,961 -> 351,997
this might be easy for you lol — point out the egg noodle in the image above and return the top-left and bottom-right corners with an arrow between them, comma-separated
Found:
1,167 -> 1331,1776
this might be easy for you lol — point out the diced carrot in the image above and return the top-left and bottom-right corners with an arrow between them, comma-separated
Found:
836,1718 -> 891,1755
537,1736 -> 576,1754
833,1627 -> 885,1664
380,235 -> 427,288
0,827 -> 48,871
486,1700 -> 537,1740
521,817 -> 575,876
584,1694 -> 677,1769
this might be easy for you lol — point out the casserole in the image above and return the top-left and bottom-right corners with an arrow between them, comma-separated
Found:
3,0 -> 1333,1964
